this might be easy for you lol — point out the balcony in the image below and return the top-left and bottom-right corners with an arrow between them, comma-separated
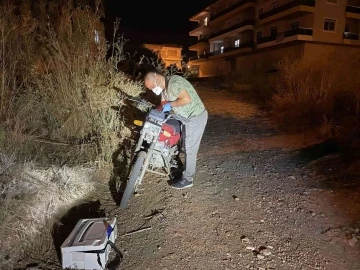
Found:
343,32 -> 360,45
259,0 -> 315,25
190,23 -> 210,36
284,27 -> 313,37
209,20 -> 255,42
257,27 -> 313,49
346,5 -> 360,19
189,37 -> 209,46
211,0 -> 256,22
189,54 -> 208,62
189,38 -> 210,50
208,42 -> 253,59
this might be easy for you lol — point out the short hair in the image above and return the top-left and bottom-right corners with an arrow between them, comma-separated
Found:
144,68 -> 163,81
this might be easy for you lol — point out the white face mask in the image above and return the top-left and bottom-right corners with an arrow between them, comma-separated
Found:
151,77 -> 163,95
152,86 -> 163,95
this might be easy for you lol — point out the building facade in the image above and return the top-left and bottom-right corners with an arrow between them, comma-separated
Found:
143,44 -> 183,68
189,0 -> 360,77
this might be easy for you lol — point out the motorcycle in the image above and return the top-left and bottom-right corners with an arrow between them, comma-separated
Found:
120,97 -> 188,209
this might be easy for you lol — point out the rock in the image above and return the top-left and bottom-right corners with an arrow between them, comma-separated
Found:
233,195 -> 240,201
347,236 -> 358,247
262,250 -> 272,256
257,254 -> 265,259
246,246 -> 256,251
241,236 -> 250,244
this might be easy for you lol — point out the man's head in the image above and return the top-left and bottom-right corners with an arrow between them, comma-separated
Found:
144,71 -> 165,96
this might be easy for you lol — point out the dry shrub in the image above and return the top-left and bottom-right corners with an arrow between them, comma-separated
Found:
0,1 -> 145,267
0,1 -> 143,164
226,71 -> 277,108
0,151 -> 98,268
271,50 -> 360,141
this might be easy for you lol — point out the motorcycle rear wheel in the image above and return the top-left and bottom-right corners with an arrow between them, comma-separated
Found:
120,151 -> 147,208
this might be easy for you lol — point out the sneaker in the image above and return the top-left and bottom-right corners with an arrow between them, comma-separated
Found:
170,178 -> 193,190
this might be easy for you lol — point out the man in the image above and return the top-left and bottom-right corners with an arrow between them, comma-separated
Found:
144,70 -> 208,189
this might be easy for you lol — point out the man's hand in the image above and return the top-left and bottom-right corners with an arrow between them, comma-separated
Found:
162,102 -> 172,112
157,100 -> 168,111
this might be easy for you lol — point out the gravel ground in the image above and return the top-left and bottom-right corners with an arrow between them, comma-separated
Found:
106,87 -> 360,270
16,87 -> 360,270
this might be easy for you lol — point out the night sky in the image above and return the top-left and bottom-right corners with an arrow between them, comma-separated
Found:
103,0 -> 214,55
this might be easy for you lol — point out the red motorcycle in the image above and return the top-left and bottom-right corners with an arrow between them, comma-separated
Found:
120,98 -> 187,208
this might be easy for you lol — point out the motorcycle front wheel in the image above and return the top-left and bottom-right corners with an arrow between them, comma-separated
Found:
120,151 -> 147,209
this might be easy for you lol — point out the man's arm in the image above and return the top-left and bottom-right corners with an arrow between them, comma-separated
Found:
169,89 -> 191,107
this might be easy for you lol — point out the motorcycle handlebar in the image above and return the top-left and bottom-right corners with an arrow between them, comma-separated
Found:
127,97 -> 155,108
125,95 -> 189,124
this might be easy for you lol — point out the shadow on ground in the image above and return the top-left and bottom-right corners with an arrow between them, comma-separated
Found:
49,200 -> 123,270
51,200 -> 106,263
108,96 -> 149,206
297,138 -> 360,190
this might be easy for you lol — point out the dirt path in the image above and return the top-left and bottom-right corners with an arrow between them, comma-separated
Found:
106,88 -> 360,270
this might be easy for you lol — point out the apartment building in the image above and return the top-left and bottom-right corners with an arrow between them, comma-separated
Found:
189,0 -> 360,77
143,44 -> 183,68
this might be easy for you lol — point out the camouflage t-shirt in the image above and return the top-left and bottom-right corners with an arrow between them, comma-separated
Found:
162,75 -> 205,118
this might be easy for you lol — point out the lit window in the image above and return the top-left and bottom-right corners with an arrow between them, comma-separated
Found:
94,30 -> 100,44
204,17 -> 208,26
324,18 -> 336,32
235,39 -> 240,47
220,46 -> 224,53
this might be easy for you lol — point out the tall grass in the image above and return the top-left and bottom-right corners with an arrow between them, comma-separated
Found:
271,50 -> 360,145
1,0 -> 144,163
0,1 -> 145,268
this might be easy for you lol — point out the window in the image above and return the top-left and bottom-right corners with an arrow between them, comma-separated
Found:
228,41 -> 231,47
272,1 -> 279,9
324,18 -> 336,32
220,46 -> 224,53
258,8 -> 263,18
271,27 -> 278,37
94,30 -> 100,44
290,22 -> 300,30
256,31 -> 262,42
326,0 -> 338,4
235,39 -> 240,47
204,17 -> 208,26
345,24 -> 350,32
168,50 -> 177,56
